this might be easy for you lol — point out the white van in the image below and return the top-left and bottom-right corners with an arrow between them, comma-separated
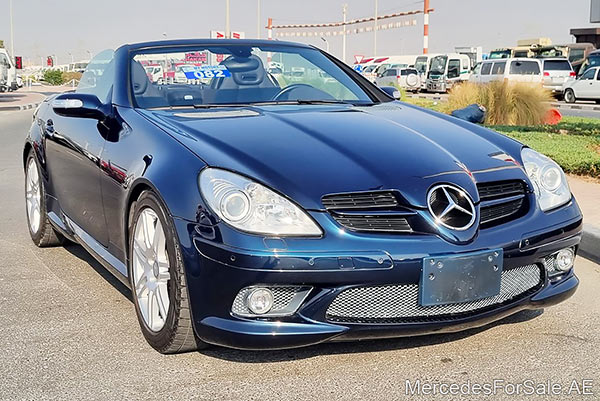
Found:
414,53 -> 440,90
0,62 -> 8,92
426,53 -> 472,92
0,48 -> 17,91
469,58 -> 543,85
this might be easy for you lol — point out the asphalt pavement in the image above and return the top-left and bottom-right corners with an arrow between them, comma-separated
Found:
0,110 -> 599,401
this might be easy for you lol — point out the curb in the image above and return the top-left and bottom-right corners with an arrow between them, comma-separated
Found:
580,224 -> 600,265
406,94 -> 446,101
0,101 -> 42,112
550,102 -> 600,112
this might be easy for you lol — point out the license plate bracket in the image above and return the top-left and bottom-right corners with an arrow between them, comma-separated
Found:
420,249 -> 503,306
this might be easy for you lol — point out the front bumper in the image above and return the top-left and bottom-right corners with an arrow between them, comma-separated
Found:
426,80 -> 447,93
174,199 -> 583,350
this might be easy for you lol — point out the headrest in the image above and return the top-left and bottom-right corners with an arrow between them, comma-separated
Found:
221,55 -> 265,86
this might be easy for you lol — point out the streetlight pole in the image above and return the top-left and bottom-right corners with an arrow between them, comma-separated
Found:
373,0 -> 378,57
225,0 -> 231,38
342,4 -> 347,63
257,0 -> 261,39
9,0 -> 15,58
321,37 -> 330,53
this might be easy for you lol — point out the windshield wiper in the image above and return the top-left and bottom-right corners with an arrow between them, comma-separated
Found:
192,103 -> 254,109
248,99 -> 375,106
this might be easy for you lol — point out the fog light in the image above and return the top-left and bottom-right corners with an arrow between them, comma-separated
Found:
555,248 -> 575,272
246,288 -> 274,315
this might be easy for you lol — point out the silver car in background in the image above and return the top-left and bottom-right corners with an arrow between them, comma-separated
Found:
542,58 -> 575,97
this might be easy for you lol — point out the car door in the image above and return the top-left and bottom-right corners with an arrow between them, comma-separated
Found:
43,50 -> 115,246
480,62 -> 492,83
574,67 -> 597,98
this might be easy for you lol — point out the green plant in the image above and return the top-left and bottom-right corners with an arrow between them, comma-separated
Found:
62,71 -> 82,84
446,81 -> 553,126
43,69 -> 64,85
499,130 -> 600,177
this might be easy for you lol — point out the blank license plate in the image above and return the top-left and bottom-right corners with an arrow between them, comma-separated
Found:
420,249 -> 503,306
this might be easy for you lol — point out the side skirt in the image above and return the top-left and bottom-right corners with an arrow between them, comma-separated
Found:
48,211 -> 131,289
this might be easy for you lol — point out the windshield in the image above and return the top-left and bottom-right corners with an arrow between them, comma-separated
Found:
414,57 -> 428,73
588,54 -> 600,68
131,45 -> 374,108
489,50 -> 511,59
429,56 -> 447,74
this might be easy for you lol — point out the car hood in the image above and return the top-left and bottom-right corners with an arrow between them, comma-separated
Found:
138,102 -> 525,210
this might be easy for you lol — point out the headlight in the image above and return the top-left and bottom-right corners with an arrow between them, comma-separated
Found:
199,168 -> 322,236
521,148 -> 571,211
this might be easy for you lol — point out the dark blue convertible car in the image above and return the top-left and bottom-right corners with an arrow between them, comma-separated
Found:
24,39 -> 582,353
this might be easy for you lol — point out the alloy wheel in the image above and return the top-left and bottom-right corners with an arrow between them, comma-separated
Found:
25,158 -> 41,234
132,208 -> 171,332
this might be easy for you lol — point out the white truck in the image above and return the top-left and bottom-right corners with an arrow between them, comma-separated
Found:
0,47 -> 18,91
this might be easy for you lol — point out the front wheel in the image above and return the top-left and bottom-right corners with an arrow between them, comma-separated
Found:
128,190 -> 206,353
25,151 -> 64,247
564,89 -> 576,104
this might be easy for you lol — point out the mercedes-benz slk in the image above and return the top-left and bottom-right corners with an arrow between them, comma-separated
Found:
23,39 -> 582,353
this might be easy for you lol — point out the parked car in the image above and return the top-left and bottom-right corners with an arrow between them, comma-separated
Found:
541,58 -> 575,97
375,67 -> 420,91
577,49 -> 600,77
532,43 -> 595,75
563,66 -> 600,103
24,39 -> 581,353
469,58 -> 542,85
361,64 -> 379,83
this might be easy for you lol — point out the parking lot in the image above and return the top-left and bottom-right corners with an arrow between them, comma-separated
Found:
0,109 -> 597,400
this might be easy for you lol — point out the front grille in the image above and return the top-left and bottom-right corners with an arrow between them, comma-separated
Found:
333,215 -> 412,232
326,264 -> 542,324
478,180 -> 528,227
322,191 -> 398,210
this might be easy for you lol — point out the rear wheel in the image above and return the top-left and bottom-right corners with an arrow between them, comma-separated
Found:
128,190 -> 206,353
25,151 -> 64,247
564,89 -> 576,104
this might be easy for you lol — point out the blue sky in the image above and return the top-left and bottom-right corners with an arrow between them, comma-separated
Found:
0,0 -> 596,65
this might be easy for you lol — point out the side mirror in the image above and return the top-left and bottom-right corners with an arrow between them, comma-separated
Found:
380,86 -> 401,99
52,93 -> 107,120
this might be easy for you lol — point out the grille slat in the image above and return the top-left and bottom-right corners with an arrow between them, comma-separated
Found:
334,216 -> 412,232
322,191 -> 398,210
480,198 -> 524,225
326,264 -> 542,324
478,181 -> 525,201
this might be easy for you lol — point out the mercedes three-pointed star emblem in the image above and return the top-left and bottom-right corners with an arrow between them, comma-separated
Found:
427,184 -> 476,231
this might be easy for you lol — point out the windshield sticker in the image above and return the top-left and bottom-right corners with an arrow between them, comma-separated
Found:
182,65 -> 231,79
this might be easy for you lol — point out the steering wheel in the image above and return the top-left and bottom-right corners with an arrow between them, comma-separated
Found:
272,84 -> 334,101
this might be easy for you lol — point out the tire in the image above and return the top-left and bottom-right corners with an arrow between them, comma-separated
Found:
564,89 -> 576,104
128,190 -> 206,353
406,73 -> 419,89
25,150 -> 64,247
